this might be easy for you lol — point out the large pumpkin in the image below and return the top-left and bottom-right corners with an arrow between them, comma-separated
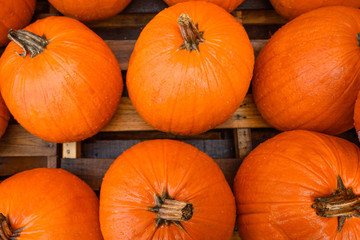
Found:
234,130 -> 360,239
0,168 -> 103,239
0,16 -> 123,143
163,0 -> 244,12
48,0 -> 132,22
100,139 -> 236,239
270,0 -> 360,20
127,1 -> 254,136
354,91 -> 360,141
0,95 -> 10,138
253,6 -> 360,135
0,0 -> 36,47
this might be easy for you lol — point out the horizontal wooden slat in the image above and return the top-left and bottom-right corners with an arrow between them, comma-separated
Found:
35,10 -> 285,27
0,125 -> 57,157
62,157 -> 240,190
0,157 -> 48,178
102,94 -> 270,132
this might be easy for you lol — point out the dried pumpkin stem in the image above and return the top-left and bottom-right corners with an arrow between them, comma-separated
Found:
8,29 -> 49,58
0,213 -> 22,240
311,175 -> 360,232
178,13 -> 205,52
148,189 -> 193,229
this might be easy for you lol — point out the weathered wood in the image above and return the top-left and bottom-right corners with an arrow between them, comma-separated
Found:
82,139 -> 235,159
102,95 -> 270,132
0,157 -> 47,177
234,129 -> 252,161
47,156 -> 59,168
231,232 -> 241,240
0,125 -> 57,157
62,157 -> 240,190
62,142 -> 81,159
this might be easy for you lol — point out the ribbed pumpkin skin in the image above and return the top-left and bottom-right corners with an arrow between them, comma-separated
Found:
163,0 -> 244,12
253,6 -> 360,135
234,130 -> 360,239
48,0 -> 132,22
127,2 -> 254,135
355,92 -> 360,140
270,0 -> 360,20
100,139 -> 236,240
0,0 -> 36,46
0,168 -> 103,239
0,95 -> 10,138
0,16 -> 123,143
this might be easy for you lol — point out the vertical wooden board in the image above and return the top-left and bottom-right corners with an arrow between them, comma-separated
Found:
62,142 -> 81,159
214,158 -> 241,189
234,128 -> 252,161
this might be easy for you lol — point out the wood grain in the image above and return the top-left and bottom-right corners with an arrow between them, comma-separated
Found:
0,125 -> 57,157
0,157 -> 48,177
101,95 -> 270,132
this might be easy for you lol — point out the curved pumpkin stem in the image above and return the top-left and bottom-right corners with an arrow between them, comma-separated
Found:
8,30 -> 49,58
311,175 -> 360,232
178,13 -> 205,52
0,213 -> 22,240
148,189 -> 193,229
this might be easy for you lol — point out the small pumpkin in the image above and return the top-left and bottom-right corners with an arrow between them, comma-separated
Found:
100,139 -> 236,240
48,0 -> 132,22
0,16 -> 123,143
127,1 -> 254,136
0,168 -> 103,239
0,0 -> 36,47
234,130 -> 360,239
270,0 -> 360,20
0,95 -> 10,138
354,91 -> 360,141
253,6 -> 360,135
163,0 -> 244,12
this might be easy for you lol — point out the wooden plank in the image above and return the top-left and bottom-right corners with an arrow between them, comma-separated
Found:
0,125 -> 57,157
102,95 -> 270,132
0,157 -> 48,177
47,156 -> 59,168
62,142 -> 81,158
82,139 -> 235,159
62,157 -> 240,190
235,10 -> 286,25
232,232 -> 241,240
234,129 -> 252,161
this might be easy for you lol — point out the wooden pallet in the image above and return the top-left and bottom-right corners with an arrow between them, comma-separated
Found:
1,0 -> 359,239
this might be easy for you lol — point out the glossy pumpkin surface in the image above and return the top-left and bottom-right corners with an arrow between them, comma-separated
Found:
0,95 -> 10,138
0,168 -> 103,239
270,0 -> 360,20
163,0 -> 244,12
0,0 -> 36,46
253,6 -> 360,135
100,139 -> 236,240
127,1 -> 254,135
48,0 -> 132,22
0,16 -> 123,143
354,91 -> 360,141
234,130 -> 360,239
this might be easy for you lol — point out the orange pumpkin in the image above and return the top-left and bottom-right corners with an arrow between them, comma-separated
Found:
48,0 -> 132,22
0,168 -> 103,239
253,6 -> 360,135
354,91 -> 360,141
100,139 -> 236,239
0,0 -> 36,47
163,0 -> 244,12
270,0 -> 360,20
0,95 -> 10,138
0,16 -> 123,143
127,1 -> 254,136
234,130 -> 360,239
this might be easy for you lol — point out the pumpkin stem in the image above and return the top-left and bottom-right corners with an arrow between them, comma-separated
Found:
311,175 -> 360,232
0,213 -> 22,240
148,189 -> 193,229
7,29 -> 49,58
177,13 -> 205,52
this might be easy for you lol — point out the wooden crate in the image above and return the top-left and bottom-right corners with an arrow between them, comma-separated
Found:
1,0 -> 359,239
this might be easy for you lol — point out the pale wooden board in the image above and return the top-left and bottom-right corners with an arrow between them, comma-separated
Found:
0,125 -> 57,157
101,95 -> 270,132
